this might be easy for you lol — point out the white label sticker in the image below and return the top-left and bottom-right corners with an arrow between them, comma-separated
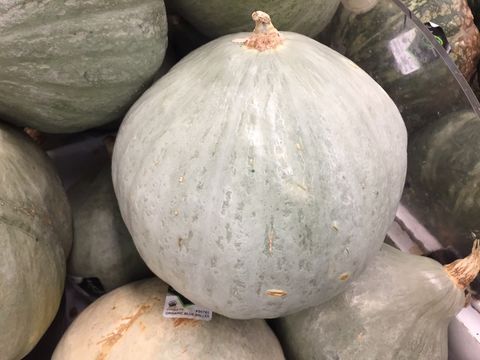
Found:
163,287 -> 212,321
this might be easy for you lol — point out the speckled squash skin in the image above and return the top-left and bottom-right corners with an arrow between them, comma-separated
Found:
113,31 -> 407,319
68,164 -> 150,292
52,278 -> 285,360
166,0 -> 340,38
0,0 -> 168,133
274,244 -> 465,360
0,124 -> 69,360
402,0 -> 480,80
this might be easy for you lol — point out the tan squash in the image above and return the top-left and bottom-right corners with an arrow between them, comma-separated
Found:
52,278 -> 285,359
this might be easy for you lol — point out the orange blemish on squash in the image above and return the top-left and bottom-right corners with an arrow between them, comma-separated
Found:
266,289 -> 287,298
95,303 -> 153,360
339,273 -> 350,281
173,318 -> 200,328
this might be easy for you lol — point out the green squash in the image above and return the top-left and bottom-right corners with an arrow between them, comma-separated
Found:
402,0 -> 480,80
329,1 -> 475,133
52,278 -> 285,359
68,163 -> 151,293
274,242 -> 479,360
166,0 -> 340,38
0,0 -> 168,133
404,110 -> 480,256
112,13 -> 407,319
0,124 -> 70,360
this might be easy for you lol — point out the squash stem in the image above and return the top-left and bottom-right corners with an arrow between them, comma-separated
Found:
243,11 -> 283,51
24,127 -> 44,145
444,239 -> 480,290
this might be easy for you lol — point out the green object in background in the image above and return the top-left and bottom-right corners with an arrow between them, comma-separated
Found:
165,0 -> 340,38
0,0 -> 168,133
405,110 -> 480,256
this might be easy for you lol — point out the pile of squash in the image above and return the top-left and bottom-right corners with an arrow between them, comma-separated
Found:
1,1 -> 479,359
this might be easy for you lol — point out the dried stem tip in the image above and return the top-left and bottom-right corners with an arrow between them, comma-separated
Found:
244,11 -> 283,51
445,239 -> 480,290
24,127 -> 45,145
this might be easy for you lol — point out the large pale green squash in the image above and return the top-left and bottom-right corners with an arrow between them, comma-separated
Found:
0,124 -> 70,360
274,242 -> 479,360
112,13 -> 407,319
68,163 -> 151,293
52,278 -> 285,359
0,0 -> 168,133
402,0 -> 480,80
166,0 -> 340,38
